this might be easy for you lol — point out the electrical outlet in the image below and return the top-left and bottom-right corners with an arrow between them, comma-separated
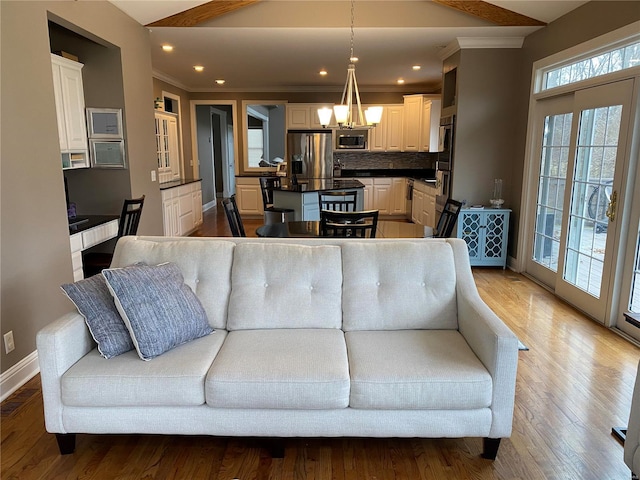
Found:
4,331 -> 15,354
151,170 -> 157,182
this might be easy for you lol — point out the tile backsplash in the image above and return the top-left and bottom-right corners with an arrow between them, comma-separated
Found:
334,151 -> 437,170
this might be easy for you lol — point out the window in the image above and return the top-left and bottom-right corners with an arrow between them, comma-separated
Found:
542,40 -> 640,91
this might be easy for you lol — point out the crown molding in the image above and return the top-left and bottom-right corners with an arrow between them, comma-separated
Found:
152,70 -> 193,92
438,36 -> 524,59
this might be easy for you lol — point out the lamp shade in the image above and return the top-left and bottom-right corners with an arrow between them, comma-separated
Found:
317,107 -> 333,127
333,105 -> 350,125
365,106 -> 383,125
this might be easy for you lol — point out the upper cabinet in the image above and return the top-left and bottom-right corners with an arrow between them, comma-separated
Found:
51,53 -> 89,169
369,105 -> 404,152
402,94 -> 442,153
155,111 -> 181,183
286,104 -> 325,130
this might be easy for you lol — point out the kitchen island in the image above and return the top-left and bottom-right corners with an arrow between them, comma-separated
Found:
272,179 -> 365,221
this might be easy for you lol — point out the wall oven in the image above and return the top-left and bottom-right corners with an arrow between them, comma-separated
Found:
436,115 -> 455,224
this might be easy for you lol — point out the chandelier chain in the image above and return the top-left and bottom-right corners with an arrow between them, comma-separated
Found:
349,0 -> 355,61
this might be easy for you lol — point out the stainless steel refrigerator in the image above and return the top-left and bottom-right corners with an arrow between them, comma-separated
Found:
287,131 -> 333,182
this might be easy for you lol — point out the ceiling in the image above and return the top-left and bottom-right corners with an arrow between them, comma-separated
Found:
109,0 -> 590,93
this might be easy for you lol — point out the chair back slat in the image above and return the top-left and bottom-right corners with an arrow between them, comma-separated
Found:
319,190 -> 358,212
118,196 -> 145,237
434,198 -> 462,238
222,195 -> 246,237
320,209 -> 379,238
259,177 -> 282,209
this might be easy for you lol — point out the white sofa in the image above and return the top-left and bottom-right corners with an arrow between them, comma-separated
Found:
37,236 -> 519,459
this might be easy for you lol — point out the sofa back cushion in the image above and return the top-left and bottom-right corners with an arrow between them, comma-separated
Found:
342,241 -> 458,330
227,243 -> 343,330
110,238 -> 234,329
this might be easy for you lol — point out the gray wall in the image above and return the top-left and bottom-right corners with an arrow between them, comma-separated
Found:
196,105 -> 215,205
1,1 -> 161,374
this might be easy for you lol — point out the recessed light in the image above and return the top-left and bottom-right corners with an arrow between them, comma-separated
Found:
161,45 -> 173,52
319,69 -> 328,76
397,78 -> 405,84
412,65 -> 421,70
194,65 -> 204,72
215,79 -> 225,85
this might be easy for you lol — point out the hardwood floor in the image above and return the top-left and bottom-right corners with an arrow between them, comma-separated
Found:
3,206 -> 639,479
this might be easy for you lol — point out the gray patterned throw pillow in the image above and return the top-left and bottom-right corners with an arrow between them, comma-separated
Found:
102,262 -> 213,361
61,273 -> 135,359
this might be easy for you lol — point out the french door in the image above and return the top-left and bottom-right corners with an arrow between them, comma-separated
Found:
526,79 -> 635,324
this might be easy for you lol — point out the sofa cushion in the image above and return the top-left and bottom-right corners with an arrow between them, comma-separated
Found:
61,272 -> 135,359
103,262 -> 213,361
110,239 -> 235,329
341,241 -> 458,331
61,331 -> 227,407
346,330 -> 492,409
227,243 -> 343,330
206,329 -> 350,409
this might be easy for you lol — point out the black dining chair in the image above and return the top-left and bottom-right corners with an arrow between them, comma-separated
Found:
434,198 -> 463,238
222,195 -> 246,237
318,191 -> 358,212
259,176 -> 294,224
320,209 -> 379,238
82,195 -> 145,278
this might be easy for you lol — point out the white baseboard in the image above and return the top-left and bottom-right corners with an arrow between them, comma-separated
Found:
1,351 -> 39,402
203,200 -> 216,212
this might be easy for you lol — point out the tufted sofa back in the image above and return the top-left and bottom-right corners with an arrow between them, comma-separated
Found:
111,237 -> 461,331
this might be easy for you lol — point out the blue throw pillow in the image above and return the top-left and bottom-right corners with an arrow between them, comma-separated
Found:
61,273 -> 135,359
102,262 -> 213,361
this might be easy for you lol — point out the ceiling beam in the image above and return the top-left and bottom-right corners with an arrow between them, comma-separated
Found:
432,0 -> 546,27
145,0 -> 262,28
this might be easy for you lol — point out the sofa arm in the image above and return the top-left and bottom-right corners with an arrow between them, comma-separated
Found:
625,360 -> 640,476
36,312 -> 95,433
447,239 -> 519,439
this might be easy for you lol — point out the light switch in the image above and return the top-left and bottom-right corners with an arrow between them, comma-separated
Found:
151,170 -> 157,182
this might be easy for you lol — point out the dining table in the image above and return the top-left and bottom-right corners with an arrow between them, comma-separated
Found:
256,220 -> 428,239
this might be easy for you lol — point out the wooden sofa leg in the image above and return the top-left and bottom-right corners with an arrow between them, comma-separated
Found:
55,433 -> 76,455
481,437 -> 501,460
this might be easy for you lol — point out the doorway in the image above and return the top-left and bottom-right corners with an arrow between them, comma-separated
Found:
525,79 -> 638,330
191,101 -> 238,210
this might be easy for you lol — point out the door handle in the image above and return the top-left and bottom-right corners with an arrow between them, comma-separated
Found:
606,190 -> 617,222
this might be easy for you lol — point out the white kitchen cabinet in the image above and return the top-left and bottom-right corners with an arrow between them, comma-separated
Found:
155,112 -> 181,183
403,94 -> 442,152
286,104 -> 325,130
411,180 -> 437,227
373,178 -> 392,215
235,177 -> 264,216
51,53 -> 89,169
369,105 -> 403,152
161,181 -> 203,236
358,178 -> 374,210
391,177 -> 407,215
69,218 -> 119,281
412,189 -> 424,224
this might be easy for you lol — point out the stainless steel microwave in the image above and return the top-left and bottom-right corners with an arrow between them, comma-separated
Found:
335,130 -> 368,149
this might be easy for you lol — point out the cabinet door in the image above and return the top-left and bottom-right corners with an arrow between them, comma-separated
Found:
402,96 -> 422,151
166,116 -> 181,180
192,189 -> 203,226
391,178 -> 407,214
386,106 -> 404,151
59,63 -> 88,151
51,63 -> 68,150
236,185 -> 263,215
369,107 -> 387,151
421,102 -> 432,152
286,106 -> 310,129
373,178 -> 392,215
423,191 -> 436,228
458,211 -> 483,261
412,190 -> 424,224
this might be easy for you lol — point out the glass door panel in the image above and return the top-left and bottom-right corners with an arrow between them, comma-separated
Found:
555,79 -> 633,322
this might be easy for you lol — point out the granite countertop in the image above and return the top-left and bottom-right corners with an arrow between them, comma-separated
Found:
159,178 -> 202,190
68,214 -> 119,235
278,179 -> 365,193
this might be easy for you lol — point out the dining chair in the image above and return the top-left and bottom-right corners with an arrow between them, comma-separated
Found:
320,209 -> 379,238
259,176 -> 294,224
222,195 -> 246,237
434,198 -> 463,238
318,190 -> 358,212
82,195 -> 145,278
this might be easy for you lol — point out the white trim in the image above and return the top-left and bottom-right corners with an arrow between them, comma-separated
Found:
203,199 -> 216,212
1,351 -> 39,402
162,90 -> 184,180
438,37 -> 524,59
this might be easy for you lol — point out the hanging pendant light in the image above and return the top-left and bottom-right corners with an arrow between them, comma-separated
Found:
318,0 -> 382,129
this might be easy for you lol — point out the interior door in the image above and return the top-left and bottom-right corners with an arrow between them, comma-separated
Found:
527,79 -> 634,324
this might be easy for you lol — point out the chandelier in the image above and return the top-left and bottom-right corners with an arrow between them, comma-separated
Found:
318,0 -> 383,129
